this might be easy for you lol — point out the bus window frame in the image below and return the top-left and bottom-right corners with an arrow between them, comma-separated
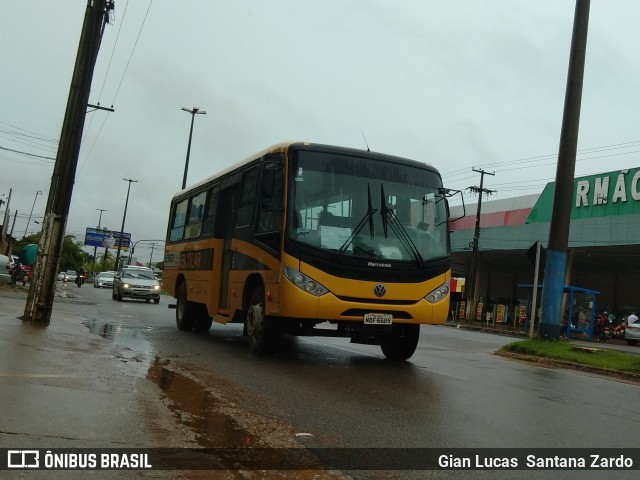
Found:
254,155 -> 285,254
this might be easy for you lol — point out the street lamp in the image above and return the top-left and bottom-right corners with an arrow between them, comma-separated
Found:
114,178 -> 138,271
130,239 -> 164,267
92,208 -> 107,272
24,190 -> 42,238
181,106 -> 206,189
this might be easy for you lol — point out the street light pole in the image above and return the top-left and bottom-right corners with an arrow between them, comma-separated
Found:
93,208 -> 106,272
114,179 -> 137,271
181,106 -> 206,190
24,190 -> 42,238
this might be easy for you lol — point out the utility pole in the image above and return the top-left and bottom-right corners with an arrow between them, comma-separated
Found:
148,242 -> 156,268
92,208 -> 107,272
465,168 -> 495,320
540,0 -> 590,340
24,0 -> 114,323
181,107 -> 207,190
1,189 -> 12,248
113,179 -> 138,272
24,190 -> 43,238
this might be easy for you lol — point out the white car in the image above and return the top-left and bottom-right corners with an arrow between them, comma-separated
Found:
624,317 -> 640,346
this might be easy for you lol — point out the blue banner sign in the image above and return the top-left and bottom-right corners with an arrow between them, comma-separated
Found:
84,228 -> 131,251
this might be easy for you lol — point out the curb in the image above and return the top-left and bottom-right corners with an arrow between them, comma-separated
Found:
446,321 -> 529,338
496,350 -> 640,383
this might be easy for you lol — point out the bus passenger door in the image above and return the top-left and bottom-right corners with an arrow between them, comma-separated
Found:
218,184 -> 239,312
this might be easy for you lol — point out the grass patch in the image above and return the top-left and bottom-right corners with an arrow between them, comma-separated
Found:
499,339 -> 640,374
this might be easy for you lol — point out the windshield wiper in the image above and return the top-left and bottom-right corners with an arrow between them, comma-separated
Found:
380,184 -> 425,268
338,184 -> 376,255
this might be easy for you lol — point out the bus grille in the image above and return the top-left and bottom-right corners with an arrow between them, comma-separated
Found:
335,295 -> 419,306
341,309 -> 413,319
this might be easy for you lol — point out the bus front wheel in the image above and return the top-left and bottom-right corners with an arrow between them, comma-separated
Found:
245,288 -> 280,354
176,281 -> 196,331
380,324 -> 420,361
194,306 -> 213,333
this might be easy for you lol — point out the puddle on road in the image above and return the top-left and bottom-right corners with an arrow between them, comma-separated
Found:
83,320 -> 343,476
146,356 -> 253,448
84,318 -> 154,341
145,358 -> 344,477
83,319 -> 153,375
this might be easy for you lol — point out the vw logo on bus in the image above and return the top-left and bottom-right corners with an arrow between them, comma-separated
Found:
373,284 -> 386,298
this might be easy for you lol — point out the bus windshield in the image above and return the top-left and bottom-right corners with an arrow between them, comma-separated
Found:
287,151 -> 450,263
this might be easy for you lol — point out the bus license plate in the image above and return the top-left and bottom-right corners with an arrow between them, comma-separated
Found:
364,313 -> 393,325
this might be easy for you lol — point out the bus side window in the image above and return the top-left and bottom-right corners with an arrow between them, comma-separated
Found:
236,167 -> 260,228
184,190 -> 207,239
169,199 -> 188,242
256,162 -> 284,251
201,185 -> 219,237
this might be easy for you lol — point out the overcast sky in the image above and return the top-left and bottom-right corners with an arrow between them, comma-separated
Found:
2,0 -> 640,264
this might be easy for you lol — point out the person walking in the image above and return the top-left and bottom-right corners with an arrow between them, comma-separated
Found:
9,257 -> 22,285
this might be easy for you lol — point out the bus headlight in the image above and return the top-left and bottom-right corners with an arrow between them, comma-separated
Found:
425,283 -> 449,303
284,266 -> 329,297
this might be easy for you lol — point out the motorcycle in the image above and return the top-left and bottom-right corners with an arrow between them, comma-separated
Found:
75,273 -> 86,287
595,315 -> 612,343
610,323 -> 626,339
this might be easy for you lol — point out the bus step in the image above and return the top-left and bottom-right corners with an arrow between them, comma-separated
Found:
168,304 -> 177,309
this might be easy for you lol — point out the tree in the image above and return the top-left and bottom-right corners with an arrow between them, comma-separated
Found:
12,232 -> 88,272
96,250 -> 115,271
13,233 -> 41,253
60,235 -> 90,272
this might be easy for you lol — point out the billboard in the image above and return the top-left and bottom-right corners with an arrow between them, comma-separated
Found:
84,228 -> 131,251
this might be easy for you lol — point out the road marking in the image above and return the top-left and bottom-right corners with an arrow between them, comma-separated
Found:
0,373 -> 77,378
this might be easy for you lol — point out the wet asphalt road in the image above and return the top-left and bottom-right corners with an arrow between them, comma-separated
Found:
17,285 -> 640,479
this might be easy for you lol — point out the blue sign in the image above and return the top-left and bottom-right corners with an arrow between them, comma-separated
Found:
84,228 -> 131,250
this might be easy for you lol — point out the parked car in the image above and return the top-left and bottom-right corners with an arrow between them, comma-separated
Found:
0,254 -> 11,285
62,270 -> 77,283
624,316 -> 640,346
94,271 -> 116,289
112,266 -> 161,304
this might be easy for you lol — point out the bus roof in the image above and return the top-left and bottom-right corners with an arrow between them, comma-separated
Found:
172,141 -> 439,201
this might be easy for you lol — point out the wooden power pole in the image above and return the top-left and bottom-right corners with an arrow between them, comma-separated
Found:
465,168 -> 495,320
24,0 -> 114,323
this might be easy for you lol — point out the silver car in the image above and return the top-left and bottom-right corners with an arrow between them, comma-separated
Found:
63,270 -> 77,283
624,316 -> 640,346
112,266 -> 161,304
94,271 -> 116,289
0,254 -> 11,285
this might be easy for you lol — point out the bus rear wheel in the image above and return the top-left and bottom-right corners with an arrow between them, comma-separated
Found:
380,324 -> 420,361
245,287 -> 280,354
176,281 -> 196,331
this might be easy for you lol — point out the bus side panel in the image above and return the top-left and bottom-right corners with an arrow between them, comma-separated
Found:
163,238 -> 223,317
225,239 -> 283,318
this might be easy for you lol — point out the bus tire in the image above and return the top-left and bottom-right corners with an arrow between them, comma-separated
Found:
380,324 -> 420,361
194,305 -> 213,333
176,281 -> 196,331
245,287 -> 280,354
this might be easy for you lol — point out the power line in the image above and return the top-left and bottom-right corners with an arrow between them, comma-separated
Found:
97,0 -> 130,103
0,145 -> 55,161
111,0 -> 153,106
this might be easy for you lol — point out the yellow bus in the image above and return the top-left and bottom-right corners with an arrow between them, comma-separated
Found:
163,142 -> 453,360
